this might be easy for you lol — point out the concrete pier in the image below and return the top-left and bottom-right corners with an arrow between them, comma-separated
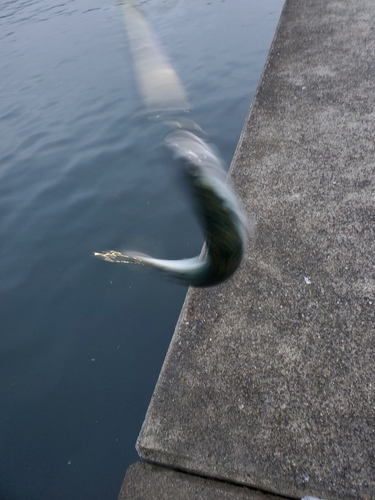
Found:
119,462 -> 288,500
121,0 -> 375,498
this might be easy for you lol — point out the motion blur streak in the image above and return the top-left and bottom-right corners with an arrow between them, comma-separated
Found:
94,0 -> 249,287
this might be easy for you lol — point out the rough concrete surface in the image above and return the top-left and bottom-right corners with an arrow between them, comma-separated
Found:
137,0 -> 375,499
119,462 -> 290,500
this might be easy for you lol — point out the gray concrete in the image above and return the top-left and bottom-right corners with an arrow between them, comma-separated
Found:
118,462 -> 289,500
136,0 -> 375,499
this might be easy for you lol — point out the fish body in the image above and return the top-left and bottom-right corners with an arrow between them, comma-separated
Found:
94,130 -> 247,287
94,2 -> 249,287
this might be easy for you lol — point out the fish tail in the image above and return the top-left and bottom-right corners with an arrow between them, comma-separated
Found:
93,250 -> 147,266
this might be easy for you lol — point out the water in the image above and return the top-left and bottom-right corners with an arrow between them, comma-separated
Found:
0,1 -> 283,498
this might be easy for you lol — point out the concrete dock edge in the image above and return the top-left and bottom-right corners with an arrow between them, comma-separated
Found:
118,462 -> 290,500
125,0 -> 375,498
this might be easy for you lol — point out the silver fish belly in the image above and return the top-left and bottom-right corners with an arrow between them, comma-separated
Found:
94,129 -> 247,287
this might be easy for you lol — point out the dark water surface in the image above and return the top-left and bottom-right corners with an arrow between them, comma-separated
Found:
0,1 -> 283,498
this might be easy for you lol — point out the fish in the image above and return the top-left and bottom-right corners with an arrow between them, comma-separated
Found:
94,129 -> 247,286
94,1 -> 249,287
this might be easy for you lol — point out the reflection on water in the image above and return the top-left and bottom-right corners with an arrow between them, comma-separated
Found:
0,0 -> 283,499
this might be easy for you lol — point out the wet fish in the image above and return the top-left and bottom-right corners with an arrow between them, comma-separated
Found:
94,129 -> 247,286
94,1 -> 248,287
